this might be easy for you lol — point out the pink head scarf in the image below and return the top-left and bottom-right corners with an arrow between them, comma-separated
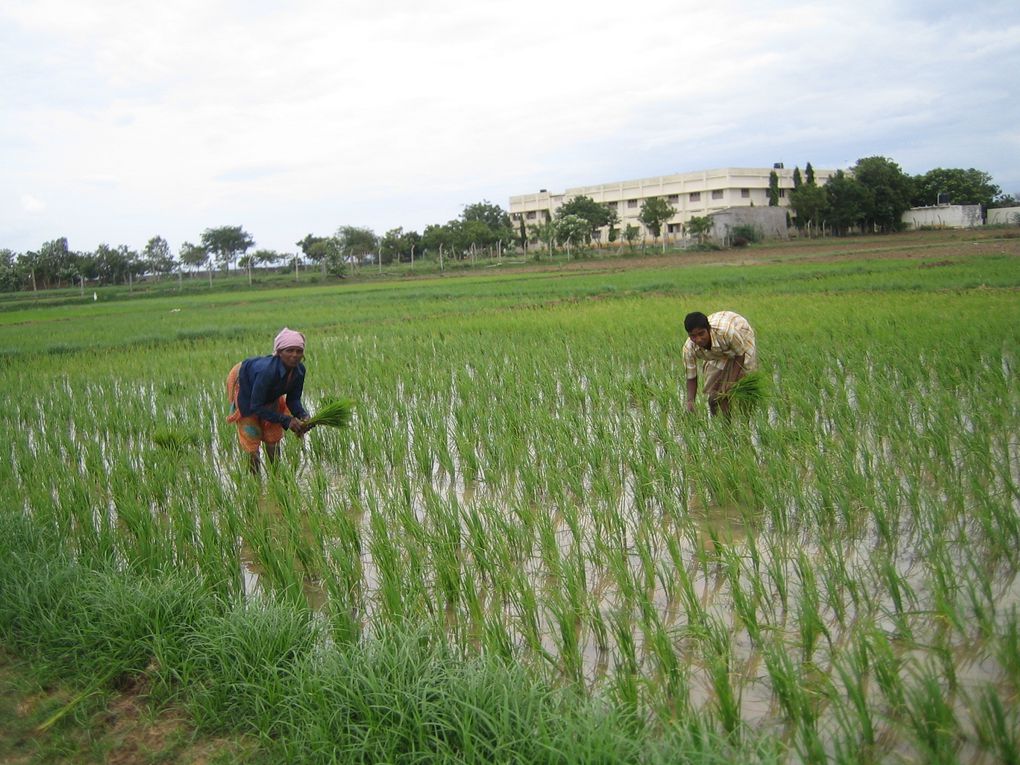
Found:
273,327 -> 305,355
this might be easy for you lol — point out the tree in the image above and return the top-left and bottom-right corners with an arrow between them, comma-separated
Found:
792,167 -> 803,189
990,193 -> 1019,208
686,216 -> 713,244
321,240 -> 347,276
201,226 -> 254,272
297,234 -> 334,275
462,200 -> 512,233
253,249 -> 283,268
459,220 -> 494,259
556,195 -> 612,244
805,162 -> 816,186
638,197 -> 677,250
517,217 -> 528,252
335,226 -> 378,265
92,243 -> 129,285
143,236 -> 175,278
527,220 -> 557,257
0,249 -> 24,292
422,223 -> 456,262
789,184 -> 828,234
179,241 -> 211,285
237,248 -> 283,285
27,238 -> 79,289
381,227 -> 412,264
556,214 -> 590,257
768,171 -> 780,206
852,156 -> 913,233
623,223 -> 641,251
911,168 -> 1001,208
824,170 -> 871,235
178,241 -> 207,271
606,206 -> 620,244
461,201 -> 513,258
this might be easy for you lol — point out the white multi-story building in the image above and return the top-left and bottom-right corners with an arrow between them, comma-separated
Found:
509,165 -> 835,241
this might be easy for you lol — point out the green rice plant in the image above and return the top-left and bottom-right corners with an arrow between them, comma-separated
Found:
3,238 -> 1020,760
723,548 -> 761,645
867,627 -> 906,716
998,606 -> 1020,691
971,684 -> 1020,765
608,607 -> 640,712
795,551 -> 831,664
831,633 -> 875,751
903,665 -> 960,764
701,615 -> 742,738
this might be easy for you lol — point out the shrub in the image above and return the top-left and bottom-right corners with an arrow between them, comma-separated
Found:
730,224 -> 761,244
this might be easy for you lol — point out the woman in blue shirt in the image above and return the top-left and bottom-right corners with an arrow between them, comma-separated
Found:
226,327 -> 311,473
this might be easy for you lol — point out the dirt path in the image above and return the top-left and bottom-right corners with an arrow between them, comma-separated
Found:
0,651 -> 260,765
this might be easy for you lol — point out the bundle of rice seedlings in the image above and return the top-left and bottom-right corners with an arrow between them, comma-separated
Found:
306,397 -> 355,429
718,370 -> 768,410
153,427 -> 199,452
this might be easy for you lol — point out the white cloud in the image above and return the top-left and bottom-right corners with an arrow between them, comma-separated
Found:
20,194 -> 45,213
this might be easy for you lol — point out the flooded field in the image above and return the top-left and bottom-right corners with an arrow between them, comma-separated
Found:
2,235 -> 1019,761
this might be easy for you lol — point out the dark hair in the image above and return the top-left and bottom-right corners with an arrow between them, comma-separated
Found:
684,311 -> 709,332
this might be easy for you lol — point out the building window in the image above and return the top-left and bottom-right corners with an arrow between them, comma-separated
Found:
667,194 -> 679,203
711,190 -> 723,200
741,188 -> 750,198
779,189 -> 786,198
525,211 -> 536,220
606,201 -> 618,209
627,199 -> 638,208
667,223 -> 682,234
689,192 -> 701,202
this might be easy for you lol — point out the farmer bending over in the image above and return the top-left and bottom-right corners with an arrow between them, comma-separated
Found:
683,311 -> 758,417
226,327 -> 312,473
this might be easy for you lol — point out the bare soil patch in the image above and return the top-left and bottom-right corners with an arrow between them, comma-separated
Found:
0,651 -> 260,765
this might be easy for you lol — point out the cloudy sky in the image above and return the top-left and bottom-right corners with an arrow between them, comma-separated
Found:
2,0 -> 1018,256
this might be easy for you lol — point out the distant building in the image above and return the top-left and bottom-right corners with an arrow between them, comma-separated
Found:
509,165 -> 836,243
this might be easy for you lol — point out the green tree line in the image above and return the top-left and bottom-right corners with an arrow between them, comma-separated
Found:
2,160 -> 1015,292
788,159 -> 1015,235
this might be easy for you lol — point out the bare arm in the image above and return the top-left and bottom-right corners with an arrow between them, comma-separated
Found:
686,377 -> 698,412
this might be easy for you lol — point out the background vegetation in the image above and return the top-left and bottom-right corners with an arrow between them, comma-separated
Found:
2,159 -> 1016,294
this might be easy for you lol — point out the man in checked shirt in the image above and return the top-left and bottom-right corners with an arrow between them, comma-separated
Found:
682,310 -> 758,417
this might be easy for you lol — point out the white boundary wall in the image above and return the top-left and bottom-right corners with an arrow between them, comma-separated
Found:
902,205 -> 983,229
988,207 -> 1020,226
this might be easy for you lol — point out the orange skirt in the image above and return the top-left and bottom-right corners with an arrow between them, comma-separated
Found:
226,362 -> 292,454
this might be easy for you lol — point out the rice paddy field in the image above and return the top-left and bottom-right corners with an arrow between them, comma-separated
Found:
1,231 -> 1019,763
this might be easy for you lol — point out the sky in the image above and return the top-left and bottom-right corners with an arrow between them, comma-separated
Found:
2,0 -> 1018,256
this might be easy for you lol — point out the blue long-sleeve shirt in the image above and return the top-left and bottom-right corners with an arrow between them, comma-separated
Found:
236,355 -> 308,427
